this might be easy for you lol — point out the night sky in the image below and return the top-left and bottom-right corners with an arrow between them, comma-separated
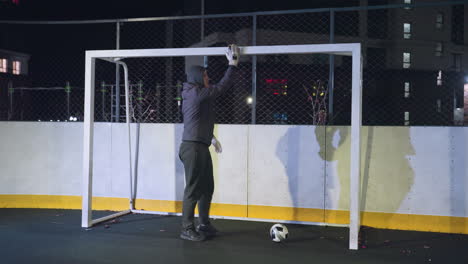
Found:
1,0 -> 463,126
1,0 -> 366,20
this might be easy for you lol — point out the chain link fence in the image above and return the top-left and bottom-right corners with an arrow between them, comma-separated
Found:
1,1 -> 467,126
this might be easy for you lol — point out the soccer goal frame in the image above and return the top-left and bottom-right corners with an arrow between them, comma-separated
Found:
82,43 -> 362,250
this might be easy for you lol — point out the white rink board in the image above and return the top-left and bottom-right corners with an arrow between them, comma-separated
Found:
1,122 -> 468,218
247,125 -> 325,209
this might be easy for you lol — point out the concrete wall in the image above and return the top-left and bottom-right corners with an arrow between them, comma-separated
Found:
1,122 -> 468,232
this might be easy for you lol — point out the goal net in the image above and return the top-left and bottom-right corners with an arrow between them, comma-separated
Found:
82,44 -> 362,250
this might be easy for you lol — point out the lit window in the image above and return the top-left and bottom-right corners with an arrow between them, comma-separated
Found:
437,70 -> 442,86
404,0 -> 412,9
403,52 -> 411,68
404,112 -> 410,126
12,61 -> 21,75
435,42 -> 443,57
404,82 -> 410,98
403,23 -> 412,39
0,58 -> 7,73
436,13 -> 444,29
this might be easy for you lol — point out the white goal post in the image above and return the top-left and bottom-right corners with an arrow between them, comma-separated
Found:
82,43 -> 362,250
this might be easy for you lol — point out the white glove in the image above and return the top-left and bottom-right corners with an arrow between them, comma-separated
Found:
211,136 -> 222,154
225,44 -> 240,66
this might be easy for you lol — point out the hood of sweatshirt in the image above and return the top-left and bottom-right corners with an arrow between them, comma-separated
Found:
186,65 -> 205,86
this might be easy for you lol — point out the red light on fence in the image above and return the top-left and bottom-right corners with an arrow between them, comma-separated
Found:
265,79 -> 288,84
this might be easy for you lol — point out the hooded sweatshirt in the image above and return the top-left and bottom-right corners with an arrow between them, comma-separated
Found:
181,65 -> 239,145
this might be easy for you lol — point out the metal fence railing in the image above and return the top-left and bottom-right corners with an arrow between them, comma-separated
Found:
0,0 -> 467,126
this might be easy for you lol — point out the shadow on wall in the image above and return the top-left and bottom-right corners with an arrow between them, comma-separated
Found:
131,124 -> 185,212
276,126 -> 325,222
314,126 -> 415,220
449,127 -> 466,234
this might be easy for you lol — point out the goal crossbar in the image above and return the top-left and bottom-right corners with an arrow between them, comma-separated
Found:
82,43 -> 362,250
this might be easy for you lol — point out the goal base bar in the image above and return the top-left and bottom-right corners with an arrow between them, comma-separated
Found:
85,208 -> 351,229
84,210 -> 132,228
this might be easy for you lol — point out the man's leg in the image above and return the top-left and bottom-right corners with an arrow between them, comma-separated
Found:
198,147 -> 214,225
197,148 -> 217,237
179,142 -> 205,241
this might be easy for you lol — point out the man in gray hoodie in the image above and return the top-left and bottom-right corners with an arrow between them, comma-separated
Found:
179,44 -> 240,241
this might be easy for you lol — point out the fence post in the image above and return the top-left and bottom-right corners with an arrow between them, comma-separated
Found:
201,0 -> 208,67
137,80 -> 143,122
8,81 -> 14,121
251,14 -> 257,124
20,88 -> 23,121
156,83 -> 161,122
328,10 -> 335,124
101,81 -> 107,121
115,21 -> 121,122
176,80 -> 182,123
65,81 -> 71,121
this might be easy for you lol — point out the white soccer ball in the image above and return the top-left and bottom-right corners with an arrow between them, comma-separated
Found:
270,223 -> 289,242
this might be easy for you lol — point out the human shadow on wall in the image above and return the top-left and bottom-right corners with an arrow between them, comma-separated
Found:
276,126 -> 325,222
131,123 -> 185,213
315,126 -> 415,224
315,126 -> 348,218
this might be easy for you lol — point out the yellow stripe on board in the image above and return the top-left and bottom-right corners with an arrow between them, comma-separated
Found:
210,203 -> 247,218
248,205 -> 325,223
1,194 -> 467,234
361,211 -> 468,234
0,195 -> 83,209
134,199 -> 182,213
0,195 -> 129,210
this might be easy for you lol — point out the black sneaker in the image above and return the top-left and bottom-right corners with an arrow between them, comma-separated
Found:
180,227 -> 206,241
197,223 -> 218,238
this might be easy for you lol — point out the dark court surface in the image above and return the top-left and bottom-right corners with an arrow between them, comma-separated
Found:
1,209 -> 468,264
